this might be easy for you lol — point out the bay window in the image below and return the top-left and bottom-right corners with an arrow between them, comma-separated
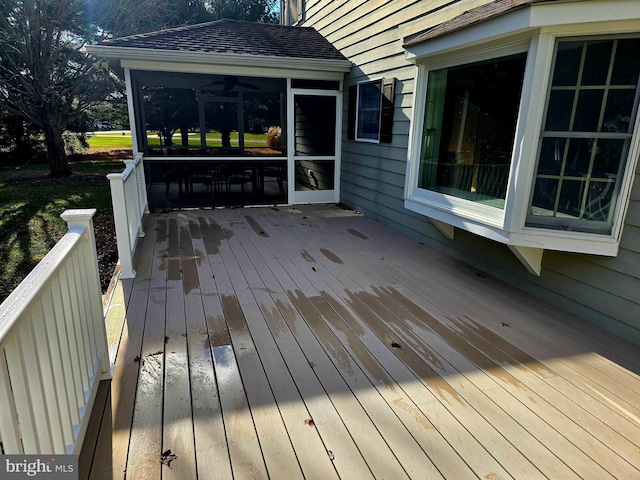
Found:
419,52 -> 527,209
404,3 -> 640,273
527,37 -> 640,234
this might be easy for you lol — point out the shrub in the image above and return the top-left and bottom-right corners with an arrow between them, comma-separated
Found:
265,126 -> 281,147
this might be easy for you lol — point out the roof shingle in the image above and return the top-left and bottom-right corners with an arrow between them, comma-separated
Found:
405,0 -> 556,47
100,19 -> 347,61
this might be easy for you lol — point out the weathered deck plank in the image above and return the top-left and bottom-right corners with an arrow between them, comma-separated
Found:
125,214 -> 164,480
289,207 -> 635,478
88,213 -> 157,479
183,212 -> 232,480
221,216 -> 341,480
219,211 -> 376,478
82,205 -> 640,480
255,208 -> 560,479
162,213 -> 197,480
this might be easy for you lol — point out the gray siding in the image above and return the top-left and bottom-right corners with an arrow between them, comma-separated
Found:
301,0 -> 640,345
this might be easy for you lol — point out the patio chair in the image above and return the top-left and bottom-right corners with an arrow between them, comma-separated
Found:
188,164 -> 218,194
224,163 -> 254,193
163,162 -> 189,197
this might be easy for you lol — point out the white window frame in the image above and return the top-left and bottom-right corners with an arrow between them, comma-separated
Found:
355,79 -> 383,143
404,1 -> 640,273
526,35 -> 640,234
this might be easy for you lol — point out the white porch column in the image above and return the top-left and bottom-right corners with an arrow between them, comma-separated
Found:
124,67 -> 140,155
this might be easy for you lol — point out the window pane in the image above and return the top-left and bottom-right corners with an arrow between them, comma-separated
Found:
552,41 -> 583,86
538,138 -> 566,175
557,180 -> 584,217
418,52 -> 527,208
603,89 -> 636,133
565,138 -> 593,176
592,139 -> 625,177
531,178 -> 559,215
359,82 -> 381,108
545,90 -> 575,131
573,89 -> 604,132
611,38 -> 640,85
584,181 -> 615,221
582,40 -> 613,85
359,110 -> 380,137
357,81 -> 381,140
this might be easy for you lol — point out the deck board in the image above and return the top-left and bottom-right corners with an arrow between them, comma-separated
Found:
82,205 -> 640,480
124,213 -> 164,480
256,209 -> 562,479
182,213 -> 232,480
225,213 -> 376,478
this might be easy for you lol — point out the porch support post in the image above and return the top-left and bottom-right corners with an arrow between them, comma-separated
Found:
124,68 -> 140,154
107,173 -> 137,279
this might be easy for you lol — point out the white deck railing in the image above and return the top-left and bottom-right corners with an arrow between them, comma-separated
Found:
107,155 -> 148,278
0,209 -> 111,455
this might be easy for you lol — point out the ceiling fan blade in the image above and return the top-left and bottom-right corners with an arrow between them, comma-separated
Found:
200,76 -> 259,91
237,81 -> 260,90
200,80 -> 226,89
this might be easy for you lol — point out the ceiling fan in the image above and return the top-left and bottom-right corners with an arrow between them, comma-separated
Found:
201,75 -> 259,91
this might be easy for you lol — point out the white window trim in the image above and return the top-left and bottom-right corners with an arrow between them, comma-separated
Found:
404,1 -> 640,274
355,79 -> 383,143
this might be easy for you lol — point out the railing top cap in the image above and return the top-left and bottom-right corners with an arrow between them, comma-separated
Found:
60,209 -> 97,222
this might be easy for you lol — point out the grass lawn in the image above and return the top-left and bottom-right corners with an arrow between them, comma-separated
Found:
86,130 -> 269,149
85,131 -> 133,149
0,153 -> 123,304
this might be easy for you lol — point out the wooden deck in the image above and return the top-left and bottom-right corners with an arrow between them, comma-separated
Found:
80,204 -> 640,480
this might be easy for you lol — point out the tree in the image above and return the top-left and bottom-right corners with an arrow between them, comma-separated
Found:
93,0 -> 278,39
0,0 -> 117,176
0,102 -> 43,163
92,0 -> 213,39
207,0 -> 278,24
143,87 -> 199,147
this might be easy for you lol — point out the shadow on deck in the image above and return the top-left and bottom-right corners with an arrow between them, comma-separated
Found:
80,204 -> 640,480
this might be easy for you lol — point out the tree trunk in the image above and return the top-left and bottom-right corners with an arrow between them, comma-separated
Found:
221,128 -> 232,148
181,125 -> 189,147
43,122 -> 72,177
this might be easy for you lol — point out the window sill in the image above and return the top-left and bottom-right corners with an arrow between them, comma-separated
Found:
405,194 -> 620,275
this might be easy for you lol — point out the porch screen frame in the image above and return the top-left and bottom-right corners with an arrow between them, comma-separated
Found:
288,82 -> 343,205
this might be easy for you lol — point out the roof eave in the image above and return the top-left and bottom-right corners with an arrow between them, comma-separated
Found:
85,45 -> 352,74
403,7 -> 534,62
403,0 -> 640,62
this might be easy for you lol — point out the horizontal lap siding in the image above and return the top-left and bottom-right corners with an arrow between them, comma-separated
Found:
302,0 -> 640,345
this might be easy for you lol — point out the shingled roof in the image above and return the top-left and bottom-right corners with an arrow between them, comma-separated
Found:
100,19 -> 347,62
405,0 -> 556,47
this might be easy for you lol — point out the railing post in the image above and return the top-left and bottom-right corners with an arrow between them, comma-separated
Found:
123,159 -> 143,238
60,209 -> 111,380
107,171 -> 136,279
124,157 -> 148,232
128,155 -> 149,215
